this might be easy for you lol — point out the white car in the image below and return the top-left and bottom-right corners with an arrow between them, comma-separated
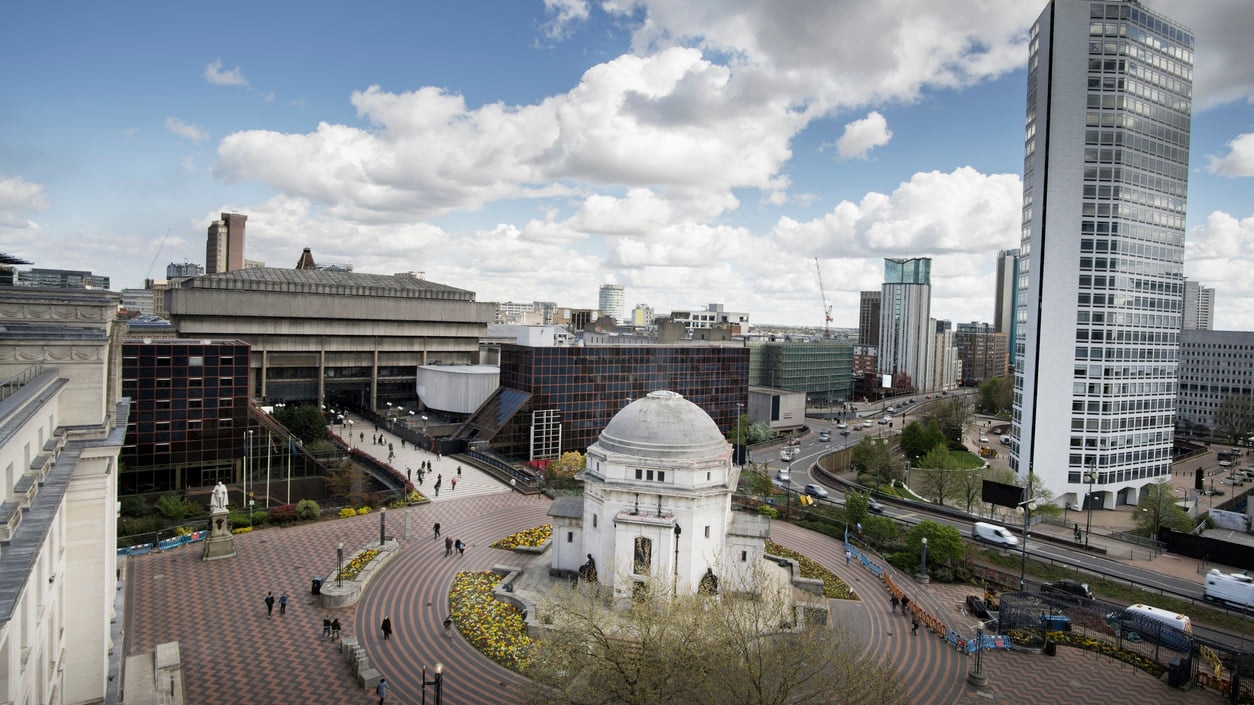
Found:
836,422 -> 848,429
863,420 -> 873,428
776,469 -> 791,483
979,435 -> 989,443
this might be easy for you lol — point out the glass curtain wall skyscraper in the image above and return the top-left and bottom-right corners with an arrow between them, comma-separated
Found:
1012,1 -> 1192,507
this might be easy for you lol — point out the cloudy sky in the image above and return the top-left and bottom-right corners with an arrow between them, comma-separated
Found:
2,0 -> 1252,329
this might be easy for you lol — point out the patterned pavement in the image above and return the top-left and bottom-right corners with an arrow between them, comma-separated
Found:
123,462 -> 1226,704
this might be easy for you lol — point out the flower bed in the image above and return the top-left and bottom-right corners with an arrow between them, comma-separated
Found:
337,548 -> 380,582
1007,630 -> 1166,678
766,541 -> 857,599
490,524 -> 552,551
449,571 -> 531,670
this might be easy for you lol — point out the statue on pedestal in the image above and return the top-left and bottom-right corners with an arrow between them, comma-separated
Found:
211,482 -> 229,513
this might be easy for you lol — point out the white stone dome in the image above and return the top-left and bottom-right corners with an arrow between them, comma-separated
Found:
596,390 -> 728,460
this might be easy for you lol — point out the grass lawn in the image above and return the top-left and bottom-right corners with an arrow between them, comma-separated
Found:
951,450 -> 986,469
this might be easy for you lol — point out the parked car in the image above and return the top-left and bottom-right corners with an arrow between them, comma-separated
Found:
1041,579 -> 1094,601
804,483 -> 830,499
867,497 -> 885,514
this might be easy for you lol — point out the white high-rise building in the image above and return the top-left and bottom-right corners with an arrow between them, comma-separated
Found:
599,284 -> 625,324
1012,0 -> 1192,508
1181,278 -> 1214,330
877,258 -> 932,392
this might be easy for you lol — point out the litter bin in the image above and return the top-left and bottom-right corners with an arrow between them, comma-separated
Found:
311,577 -> 323,595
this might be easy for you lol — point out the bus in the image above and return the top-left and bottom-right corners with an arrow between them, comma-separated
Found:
1107,604 -> 1192,651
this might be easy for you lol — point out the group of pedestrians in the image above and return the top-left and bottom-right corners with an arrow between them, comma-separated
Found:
264,591 -> 289,617
889,593 -> 920,635
321,615 -> 342,640
435,522 -> 466,556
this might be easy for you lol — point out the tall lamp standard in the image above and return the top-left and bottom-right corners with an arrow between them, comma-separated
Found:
672,524 -> 682,599
421,663 -> 444,705
1018,498 -> 1037,590
916,537 -> 930,584
1083,464 -> 1097,548
422,415 -> 428,433
379,506 -> 387,546
336,541 -> 344,588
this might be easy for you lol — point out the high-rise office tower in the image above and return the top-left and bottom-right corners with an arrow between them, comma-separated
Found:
598,284 -> 624,324
206,212 -> 248,274
993,249 -> 1019,342
1012,1 -> 1192,507
1181,278 -> 1214,330
877,258 -> 932,391
858,291 -> 881,347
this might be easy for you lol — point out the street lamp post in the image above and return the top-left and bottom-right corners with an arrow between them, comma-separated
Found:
422,415 -> 428,433
1018,498 -> 1037,590
421,662 -> 444,705
967,624 -> 988,687
673,524 -> 682,599
917,537 -> 930,584
380,506 -> 387,546
336,541 -> 344,588
346,419 -> 354,448
1083,466 -> 1097,548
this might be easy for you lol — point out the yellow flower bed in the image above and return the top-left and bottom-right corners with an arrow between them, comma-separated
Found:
490,524 -> 553,551
338,507 -> 357,519
765,541 -> 858,600
449,571 -> 531,670
356,506 -> 372,515
231,526 -> 253,535
337,548 -> 380,581
1007,630 -> 1166,677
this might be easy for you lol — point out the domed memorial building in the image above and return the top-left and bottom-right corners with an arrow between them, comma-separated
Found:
548,391 -> 770,601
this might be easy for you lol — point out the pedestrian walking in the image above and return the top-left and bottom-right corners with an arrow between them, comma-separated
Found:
451,477 -> 458,491
388,442 -> 393,454
381,616 -> 392,640
911,616 -> 920,636
445,536 -> 453,556
457,465 -> 462,478
401,439 -> 405,449
901,595 -> 910,614
407,467 -> 412,482
322,616 -> 332,640
433,522 -> 441,539
264,591 -> 275,617
359,432 -> 364,444
434,477 -> 441,497
376,677 -> 388,704
845,550 -> 851,565
436,452 -> 441,461
455,538 -> 465,556
331,618 -> 341,640
279,592 -> 288,615
443,616 -> 453,638
890,595 -> 899,613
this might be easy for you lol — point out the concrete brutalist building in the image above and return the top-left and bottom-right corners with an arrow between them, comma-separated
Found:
165,266 -> 494,411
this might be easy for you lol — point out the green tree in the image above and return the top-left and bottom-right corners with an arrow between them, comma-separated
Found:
272,403 -> 329,443
154,493 -> 197,521
898,420 -> 945,461
956,467 -> 985,514
323,457 -> 364,505
1135,480 -> 1192,538
904,520 -> 965,575
924,397 -> 971,447
916,444 -> 959,506
517,578 -> 910,705
295,499 -> 321,520
851,436 -> 899,488
977,376 -> 1014,415
746,421 -> 773,444
845,492 -> 869,529
861,515 -> 900,549
1213,394 -> 1254,446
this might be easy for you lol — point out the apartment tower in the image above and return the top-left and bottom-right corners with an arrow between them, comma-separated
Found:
206,212 -> 248,274
1012,0 -> 1192,507
877,258 -> 932,392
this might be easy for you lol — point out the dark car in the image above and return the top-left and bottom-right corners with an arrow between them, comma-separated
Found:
1040,579 -> 1093,601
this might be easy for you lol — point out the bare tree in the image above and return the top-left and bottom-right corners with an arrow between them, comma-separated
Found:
517,576 -> 910,705
1213,394 -> 1254,446
916,445 -> 959,506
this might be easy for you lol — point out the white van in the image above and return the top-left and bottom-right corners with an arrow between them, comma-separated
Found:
972,522 -> 1019,548
1204,569 -> 1254,608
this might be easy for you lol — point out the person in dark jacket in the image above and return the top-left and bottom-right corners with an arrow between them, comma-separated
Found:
381,616 -> 392,640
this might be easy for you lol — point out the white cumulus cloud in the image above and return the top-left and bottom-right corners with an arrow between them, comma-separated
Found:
166,117 -> 209,142
0,175 -> 48,230
1207,133 -> 1254,177
836,111 -> 893,159
203,59 -> 249,87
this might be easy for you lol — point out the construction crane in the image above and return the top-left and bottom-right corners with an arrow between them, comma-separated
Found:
814,257 -> 833,338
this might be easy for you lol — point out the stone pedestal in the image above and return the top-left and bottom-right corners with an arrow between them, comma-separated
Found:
202,510 -> 235,561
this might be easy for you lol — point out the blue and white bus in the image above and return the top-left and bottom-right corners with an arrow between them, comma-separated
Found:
1107,603 -> 1192,651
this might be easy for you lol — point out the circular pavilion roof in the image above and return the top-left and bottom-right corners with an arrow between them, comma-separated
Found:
596,390 -> 728,460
